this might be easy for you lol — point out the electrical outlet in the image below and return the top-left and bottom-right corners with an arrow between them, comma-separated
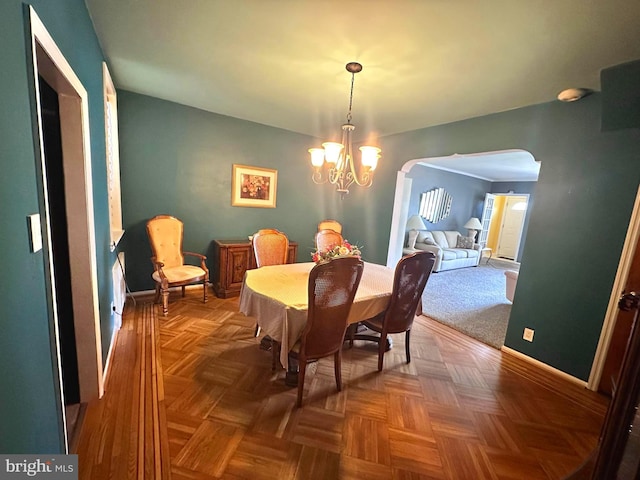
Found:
523,328 -> 534,342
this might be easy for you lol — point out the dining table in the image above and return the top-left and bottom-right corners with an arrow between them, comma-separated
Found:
239,261 -> 396,373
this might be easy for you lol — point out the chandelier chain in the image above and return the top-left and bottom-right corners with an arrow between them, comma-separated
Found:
346,72 -> 356,124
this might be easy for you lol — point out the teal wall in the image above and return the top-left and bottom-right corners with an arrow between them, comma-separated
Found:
1,1 -> 115,453
118,91 -> 356,292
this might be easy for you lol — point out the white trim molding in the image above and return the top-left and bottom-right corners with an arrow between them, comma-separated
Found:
29,7 -> 105,453
501,346 -> 587,388
588,184 -> 640,391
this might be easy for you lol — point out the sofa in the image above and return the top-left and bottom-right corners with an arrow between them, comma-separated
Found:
408,230 -> 481,272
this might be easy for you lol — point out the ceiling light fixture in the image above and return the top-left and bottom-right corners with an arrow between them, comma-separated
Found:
557,88 -> 591,102
309,62 -> 381,197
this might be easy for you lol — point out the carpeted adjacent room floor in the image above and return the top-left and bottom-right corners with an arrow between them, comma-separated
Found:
421,258 -> 519,348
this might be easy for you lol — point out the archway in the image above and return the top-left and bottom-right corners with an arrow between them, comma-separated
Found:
386,149 -> 539,267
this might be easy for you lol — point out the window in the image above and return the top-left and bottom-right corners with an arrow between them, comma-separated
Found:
103,63 -> 124,250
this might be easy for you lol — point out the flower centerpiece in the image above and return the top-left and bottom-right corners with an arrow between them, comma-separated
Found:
311,240 -> 362,264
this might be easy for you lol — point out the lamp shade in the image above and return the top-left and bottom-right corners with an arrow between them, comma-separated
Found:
463,217 -> 482,230
407,215 -> 427,231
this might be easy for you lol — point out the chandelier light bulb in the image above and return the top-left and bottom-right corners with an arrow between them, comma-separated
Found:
359,146 -> 381,170
322,142 -> 343,164
308,148 -> 325,167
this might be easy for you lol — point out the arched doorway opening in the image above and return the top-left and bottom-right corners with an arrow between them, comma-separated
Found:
386,149 -> 539,267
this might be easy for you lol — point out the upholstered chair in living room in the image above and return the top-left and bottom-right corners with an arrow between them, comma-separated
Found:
146,215 -> 209,316
505,270 -> 519,302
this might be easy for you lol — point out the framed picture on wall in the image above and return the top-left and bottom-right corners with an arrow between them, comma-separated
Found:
231,164 -> 278,208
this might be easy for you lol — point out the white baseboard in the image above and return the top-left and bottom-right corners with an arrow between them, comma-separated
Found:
130,288 -> 156,297
129,283 -> 207,298
101,323 -> 120,394
501,346 -> 588,389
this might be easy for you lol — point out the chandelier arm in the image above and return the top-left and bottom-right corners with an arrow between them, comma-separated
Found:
347,168 -> 373,187
312,170 -> 327,184
328,164 -> 342,185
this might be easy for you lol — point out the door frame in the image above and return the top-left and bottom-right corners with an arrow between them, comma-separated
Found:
589,185 -> 640,390
494,194 -> 529,260
28,6 -> 104,451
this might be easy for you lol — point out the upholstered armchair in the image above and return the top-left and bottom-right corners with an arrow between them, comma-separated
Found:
146,215 -> 209,315
505,270 -> 518,302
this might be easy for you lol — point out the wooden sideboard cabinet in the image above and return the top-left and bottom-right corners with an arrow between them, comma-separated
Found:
212,239 -> 298,298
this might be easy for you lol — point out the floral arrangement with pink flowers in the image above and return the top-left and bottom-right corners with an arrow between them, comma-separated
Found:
311,240 -> 362,264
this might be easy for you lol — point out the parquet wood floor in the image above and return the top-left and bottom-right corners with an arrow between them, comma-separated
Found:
76,289 -> 609,479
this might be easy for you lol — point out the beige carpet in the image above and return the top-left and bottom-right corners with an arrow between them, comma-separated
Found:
421,259 -> 519,348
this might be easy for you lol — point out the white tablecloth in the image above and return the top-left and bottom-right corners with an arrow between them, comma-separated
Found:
239,261 -> 394,369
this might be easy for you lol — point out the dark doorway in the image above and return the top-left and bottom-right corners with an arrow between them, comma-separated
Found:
38,76 -> 80,406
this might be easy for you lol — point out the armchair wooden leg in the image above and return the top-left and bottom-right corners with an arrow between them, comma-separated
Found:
154,284 -> 161,304
203,280 -> 208,303
161,288 -> 169,316
405,330 -> 411,364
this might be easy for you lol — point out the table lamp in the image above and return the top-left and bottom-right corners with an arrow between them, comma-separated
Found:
407,215 -> 427,232
406,215 -> 427,250
463,217 -> 483,242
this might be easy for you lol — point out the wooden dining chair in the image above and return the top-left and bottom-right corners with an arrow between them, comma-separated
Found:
252,229 -> 289,267
315,229 -> 344,253
353,251 -> 435,371
317,219 -> 342,234
287,256 -> 364,407
146,215 -> 209,316
251,228 -> 289,337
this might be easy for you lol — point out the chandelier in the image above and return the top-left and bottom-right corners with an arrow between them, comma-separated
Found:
309,62 -> 381,196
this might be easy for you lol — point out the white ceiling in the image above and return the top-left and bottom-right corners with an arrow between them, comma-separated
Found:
418,150 -> 539,182
84,0 -> 640,180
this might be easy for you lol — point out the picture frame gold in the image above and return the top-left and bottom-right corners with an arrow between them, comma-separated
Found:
231,164 -> 277,208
